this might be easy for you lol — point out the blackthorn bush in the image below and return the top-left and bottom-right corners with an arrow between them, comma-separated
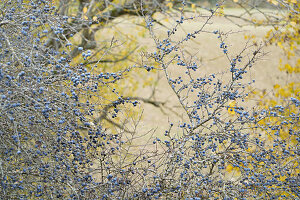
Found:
0,0 -> 299,199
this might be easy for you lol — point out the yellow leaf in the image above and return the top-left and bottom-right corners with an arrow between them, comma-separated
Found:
274,84 -> 280,89
228,101 -> 236,115
284,63 -> 293,73
226,164 -> 233,172
279,175 -> 286,181
166,2 -> 173,9
83,7 -> 88,14
290,0 -> 297,3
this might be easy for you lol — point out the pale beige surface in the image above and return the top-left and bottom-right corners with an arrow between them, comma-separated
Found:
129,9 -> 297,137
99,8 -> 298,139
